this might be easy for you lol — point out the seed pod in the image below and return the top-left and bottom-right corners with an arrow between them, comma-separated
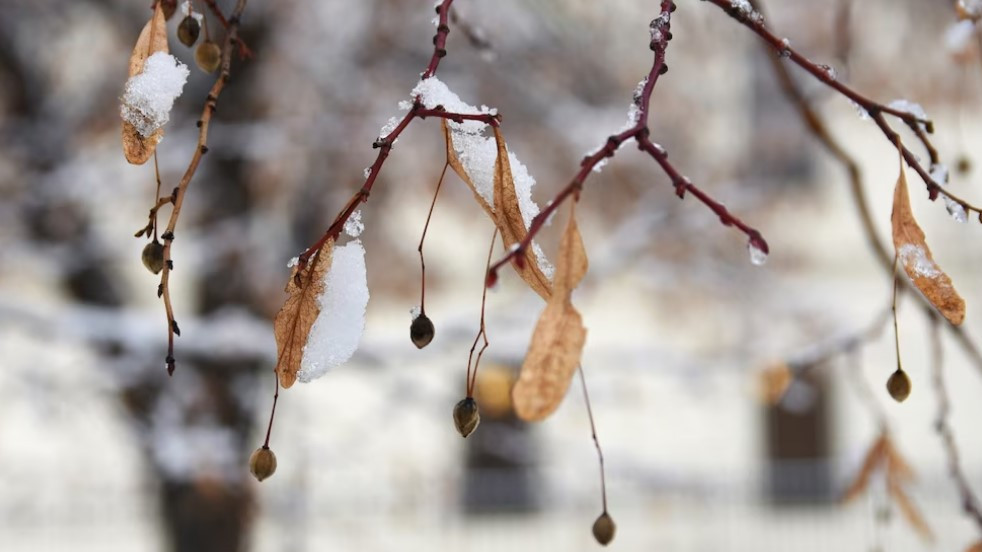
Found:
178,16 -> 201,47
410,313 -> 435,349
886,369 -> 911,403
142,240 -> 166,274
195,41 -> 222,73
453,397 -> 480,438
249,446 -> 277,482
592,511 -> 616,546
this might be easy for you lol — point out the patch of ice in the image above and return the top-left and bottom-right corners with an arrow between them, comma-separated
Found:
898,243 -> 941,278
344,210 -> 364,237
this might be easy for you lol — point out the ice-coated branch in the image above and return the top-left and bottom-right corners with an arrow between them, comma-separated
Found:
704,0 -> 982,219
157,0 -> 248,375
488,0 -> 768,280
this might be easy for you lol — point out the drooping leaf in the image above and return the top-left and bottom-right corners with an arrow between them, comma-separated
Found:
891,159 -> 966,325
512,205 -> 588,421
273,242 -> 334,389
122,2 -> 169,165
441,121 -> 553,300
491,126 -> 553,301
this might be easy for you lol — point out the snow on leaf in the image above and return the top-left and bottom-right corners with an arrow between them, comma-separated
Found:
512,205 -> 588,421
442,119 -> 495,220
121,52 -> 189,137
891,158 -> 966,325
122,2 -> 169,165
273,241 -> 333,389
297,240 -> 369,383
491,126 -> 554,300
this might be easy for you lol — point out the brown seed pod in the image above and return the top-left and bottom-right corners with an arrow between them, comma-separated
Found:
886,369 -> 911,403
178,16 -> 201,48
142,240 -> 166,274
591,511 -> 616,546
195,41 -> 222,73
410,313 -> 435,349
453,397 -> 480,438
249,446 -> 277,482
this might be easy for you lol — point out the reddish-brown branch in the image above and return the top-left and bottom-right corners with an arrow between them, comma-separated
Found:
201,0 -> 253,59
295,0 -> 498,274
704,0 -> 982,218
157,0 -> 248,374
488,0 -> 767,278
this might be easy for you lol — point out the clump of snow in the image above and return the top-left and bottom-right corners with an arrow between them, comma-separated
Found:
779,38 -> 791,58
287,256 -> 299,268
344,210 -> 364,237
410,305 -> 421,320
958,0 -> 982,19
898,243 -> 941,278
849,100 -> 871,120
298,240 -> 369,382
120,52 -> 189,137
748,241 -> 768,266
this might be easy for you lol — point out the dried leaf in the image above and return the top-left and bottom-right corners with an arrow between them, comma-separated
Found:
512,206 -> 588,421
273,243 -> 334,389
758,361 -> 792,405
122,3 -> 169,165
883,435 -> 916,483
964,541 -> 982,552
442,121 -> 553,301
888,476 -> 934,542
491,126 -> 553,301
891,160 -> 966,325
442,120 -> 495,220
842,432 -> 887,503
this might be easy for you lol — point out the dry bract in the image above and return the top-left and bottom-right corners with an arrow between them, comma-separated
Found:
122,2 -> 169,165
273,243 -> 334,388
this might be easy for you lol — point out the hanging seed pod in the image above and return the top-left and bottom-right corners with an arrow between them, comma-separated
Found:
886,369 -> 911,403
142,240 -> 166,274
195,40 -> 222,73
178,16 -> 201,47
410,313 -> 435,349
249,446 -> 277,482
591,511 -> 616,546
453,397 -> 480,438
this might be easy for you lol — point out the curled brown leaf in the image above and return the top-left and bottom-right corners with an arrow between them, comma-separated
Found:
122,2 -> 169,165
512,204 -> 588,421
273,243 -> 334,389
891,159 -> 966,325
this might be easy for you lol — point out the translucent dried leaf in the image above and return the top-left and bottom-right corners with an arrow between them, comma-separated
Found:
512,206 -> 588,421
842,432 -> 887,503
891,161 -> 966,325
491,126 -> 553,301
122,3 -> 169,165
273,243 -> 333,389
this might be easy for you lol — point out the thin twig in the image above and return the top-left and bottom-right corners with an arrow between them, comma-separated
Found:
466,228 -> 497,397
705,0 -> 982,218
201,0 -> 253,59
929,315 -> 982,534
157,0 -> 248,374
417,161 -> 449,315
488,0 -> 768,280
578,364 -> 608,512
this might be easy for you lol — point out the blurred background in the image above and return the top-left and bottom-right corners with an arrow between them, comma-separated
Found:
2,0 -> 982,550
